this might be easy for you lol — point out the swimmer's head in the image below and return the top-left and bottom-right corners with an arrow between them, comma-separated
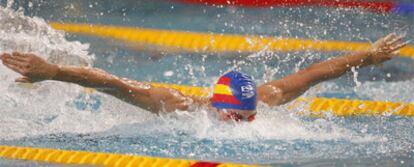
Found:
211,71 -> 257,121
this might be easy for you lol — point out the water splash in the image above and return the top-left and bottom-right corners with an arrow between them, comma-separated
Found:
0,5 -> 102,140
0,6 -> 93,67
0,1 -> 413,165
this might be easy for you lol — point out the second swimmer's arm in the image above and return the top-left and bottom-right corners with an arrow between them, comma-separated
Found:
258,33 -> 408,106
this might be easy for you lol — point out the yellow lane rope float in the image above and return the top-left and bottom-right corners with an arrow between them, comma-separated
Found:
0,145 -> 262,167
49,22 -> 414,58
149,83 -> 414,117
292,97 -> 414,117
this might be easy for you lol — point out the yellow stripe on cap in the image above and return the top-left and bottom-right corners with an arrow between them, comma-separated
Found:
214,84 -> 233,95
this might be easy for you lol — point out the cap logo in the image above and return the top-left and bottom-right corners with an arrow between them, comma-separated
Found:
241,85 -> 255,99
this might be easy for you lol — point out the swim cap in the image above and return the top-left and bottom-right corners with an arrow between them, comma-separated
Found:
211,71 -> 256,110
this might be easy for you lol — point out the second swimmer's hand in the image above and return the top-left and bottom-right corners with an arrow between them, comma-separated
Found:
0,52 -> 59,83
367,33 -> 409,65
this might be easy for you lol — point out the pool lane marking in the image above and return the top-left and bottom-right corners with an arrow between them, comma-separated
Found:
0,145 -> 264,167
49,22 -> 414,59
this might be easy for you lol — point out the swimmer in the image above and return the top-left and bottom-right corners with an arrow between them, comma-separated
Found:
0,33 -> 409,122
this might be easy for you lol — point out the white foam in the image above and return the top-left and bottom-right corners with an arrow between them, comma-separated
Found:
167,105 -> 380,142
0,6 -> 105,140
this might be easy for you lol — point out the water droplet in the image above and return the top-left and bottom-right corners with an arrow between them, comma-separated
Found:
164,71 -> 174,77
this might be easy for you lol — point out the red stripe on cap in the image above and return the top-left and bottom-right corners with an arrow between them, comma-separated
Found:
217,76 -> 231,85
191,162 -> 221,167
211,94 -> 240,105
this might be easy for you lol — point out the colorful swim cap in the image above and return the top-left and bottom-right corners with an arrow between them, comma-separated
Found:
211,71 -> 256,110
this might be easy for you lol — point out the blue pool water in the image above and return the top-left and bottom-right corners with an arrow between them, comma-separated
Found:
0,0 -> 413,166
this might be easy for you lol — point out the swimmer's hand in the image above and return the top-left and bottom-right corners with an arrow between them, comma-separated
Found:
368,33 -> 409,65
0,52 -> 59,83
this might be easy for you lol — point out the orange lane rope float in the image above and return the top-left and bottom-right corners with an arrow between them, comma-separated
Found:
0,145 -> 263,167
49,22 -> 414,58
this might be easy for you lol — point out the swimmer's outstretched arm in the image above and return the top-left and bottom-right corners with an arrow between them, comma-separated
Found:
0,52 -> 193,113
257,33 -> 409,106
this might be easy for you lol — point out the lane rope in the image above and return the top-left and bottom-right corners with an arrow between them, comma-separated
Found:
150,82 -> 414,117
177,0 -> 394,12
176,0 -> 414,14
49,23 -> 414,58
0,145 -> 263,167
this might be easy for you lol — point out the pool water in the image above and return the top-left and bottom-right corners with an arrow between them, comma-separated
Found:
0,0 -> 413,166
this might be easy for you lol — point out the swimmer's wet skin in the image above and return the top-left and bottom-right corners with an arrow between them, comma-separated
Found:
0,33 -> 409,122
